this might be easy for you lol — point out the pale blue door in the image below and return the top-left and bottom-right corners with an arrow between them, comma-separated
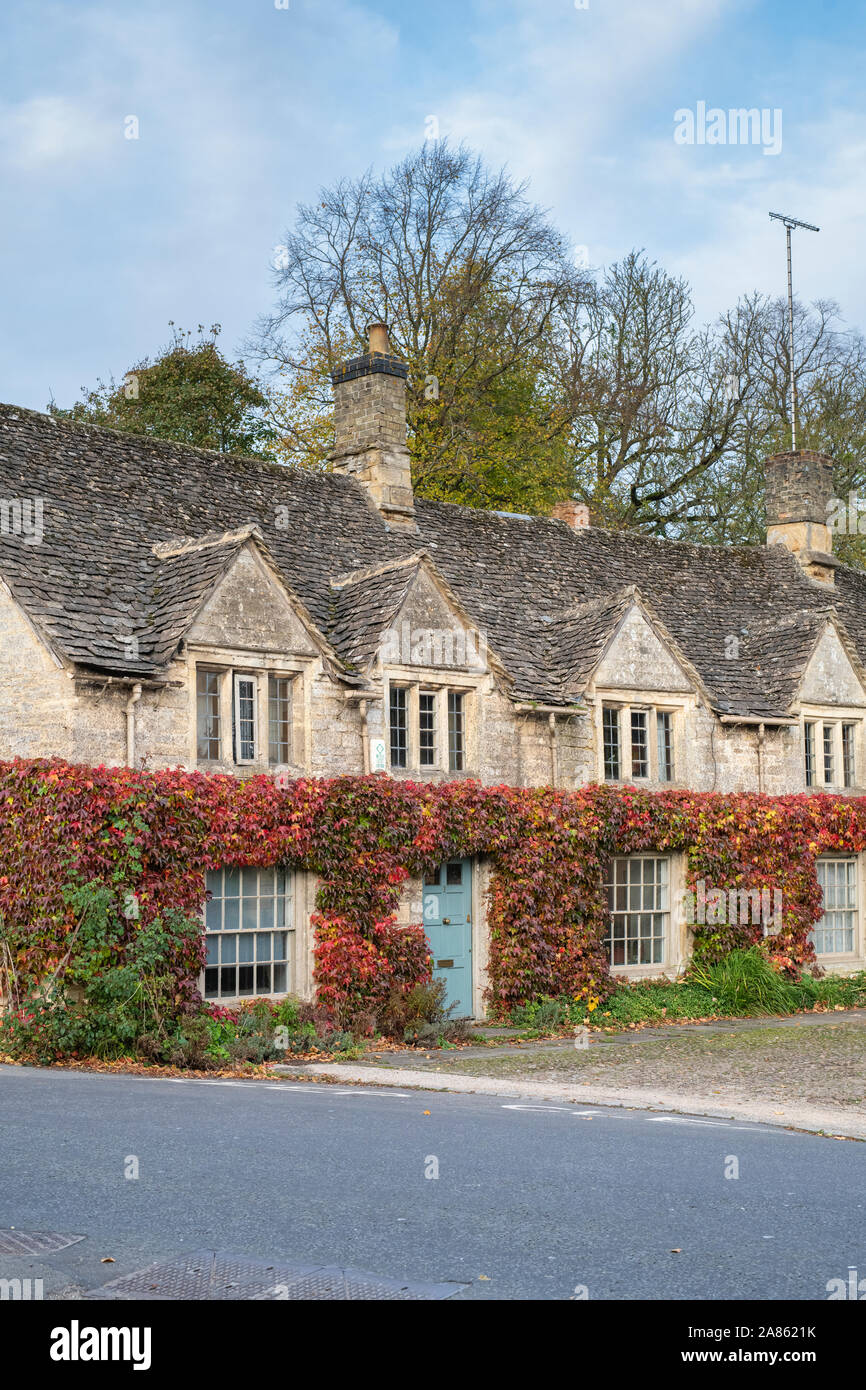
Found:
423,859 -> 472,1017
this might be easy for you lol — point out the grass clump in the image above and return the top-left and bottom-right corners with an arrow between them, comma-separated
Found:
505,949 -> 866,1037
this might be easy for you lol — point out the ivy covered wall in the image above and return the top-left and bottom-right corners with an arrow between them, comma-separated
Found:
0,759 -> 856,1022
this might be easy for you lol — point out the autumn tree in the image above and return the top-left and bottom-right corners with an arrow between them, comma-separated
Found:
256,140 -> 865,542
253,140 -> 584,510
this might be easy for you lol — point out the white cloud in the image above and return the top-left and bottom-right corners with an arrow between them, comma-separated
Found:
382,0 -> 865,333
0,95 -> 111,169
636,109 -> 866,328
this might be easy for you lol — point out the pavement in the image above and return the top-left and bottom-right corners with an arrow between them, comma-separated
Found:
284,1061 -> 866,1138
2,1061 -> 865,1300
281,1009 -> 866,1139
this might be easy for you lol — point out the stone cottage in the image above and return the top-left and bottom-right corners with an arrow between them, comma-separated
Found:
1,325 -> 864,1013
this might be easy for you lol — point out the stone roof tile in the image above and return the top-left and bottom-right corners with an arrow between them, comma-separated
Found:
0,402 -> 862,717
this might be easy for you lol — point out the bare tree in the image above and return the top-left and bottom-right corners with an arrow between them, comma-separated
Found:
547,253 -> 753,532
253,143 -> 865,547
252,141 -> 586,506
675,297 -> 866,551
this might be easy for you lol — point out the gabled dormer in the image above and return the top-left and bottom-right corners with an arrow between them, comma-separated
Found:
792,616 -> 866,792
154,526 -> 338,775
555,587 -> 703,787
330,551 -> 507,776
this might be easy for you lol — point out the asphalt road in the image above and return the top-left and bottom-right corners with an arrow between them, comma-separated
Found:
1,1063 -> 863,1301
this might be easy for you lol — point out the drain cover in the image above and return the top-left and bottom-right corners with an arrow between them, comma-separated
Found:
0,1230 -> 85,1255
90,1251 -> 462,1301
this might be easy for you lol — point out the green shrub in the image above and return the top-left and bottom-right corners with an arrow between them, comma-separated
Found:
0,880 -> 204,1065
510,996 -> 566,1031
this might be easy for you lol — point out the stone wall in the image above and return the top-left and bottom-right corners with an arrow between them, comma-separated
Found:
2,561 -> 862,799
0,580 -> 74,758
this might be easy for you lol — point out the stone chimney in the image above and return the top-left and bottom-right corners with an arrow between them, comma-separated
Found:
552,499 -> 590,530
765,449 -> 838,585
330,323 -> 416,529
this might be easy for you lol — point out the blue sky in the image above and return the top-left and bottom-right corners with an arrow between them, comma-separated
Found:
1,0 -> 864,410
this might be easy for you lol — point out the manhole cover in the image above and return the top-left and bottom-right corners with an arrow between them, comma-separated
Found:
90,1251 -> 462,1301
0,1230 -> 85,1255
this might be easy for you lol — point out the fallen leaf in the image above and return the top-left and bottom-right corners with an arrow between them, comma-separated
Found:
670,1248 -> 681,1254
100,1257 -> 115,1264
478,1274 -> 490,1281
423,1110 -> 431,1115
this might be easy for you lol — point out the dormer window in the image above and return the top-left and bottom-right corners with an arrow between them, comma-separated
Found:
386,679 -> 471,774
601,702 -> 676,783
196,663 -> 297,770
804,718 -> 858,789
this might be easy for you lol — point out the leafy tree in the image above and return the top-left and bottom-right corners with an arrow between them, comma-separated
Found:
256,141 -> 866,546
50,324 -> 275,458
253,140 -> 584,510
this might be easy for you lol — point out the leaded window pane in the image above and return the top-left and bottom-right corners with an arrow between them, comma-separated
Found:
389,687 -> 408,769
630,711 -> 648,778
823,724 -> 835,785
268,676 -> 292,765
448,691 -> 465,771
419,691 -> 437,767
843,724 -> 856,788
657,711 -> 674,782
804,722 -> 815,787
602,706 -> 620,781
233,676 -> 257,763
196,670 -> 221,761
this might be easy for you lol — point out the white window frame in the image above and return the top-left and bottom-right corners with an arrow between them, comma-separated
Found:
802,714 -> 861,791
232,673 -> 258,764
203,865 -> 295,1001
812,856 -> 861,963
604,855 -> 671,971
597,700 -> 680,785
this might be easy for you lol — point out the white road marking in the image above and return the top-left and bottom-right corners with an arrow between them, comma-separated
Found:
646,1115 -> 775,1132
181,1079 -> 412,1098
501,1103 -> 791,1133
501,1104 -> 602,1115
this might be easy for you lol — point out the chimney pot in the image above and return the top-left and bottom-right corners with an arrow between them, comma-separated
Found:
367,322 -> 390,356
552,498 -> 590,530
